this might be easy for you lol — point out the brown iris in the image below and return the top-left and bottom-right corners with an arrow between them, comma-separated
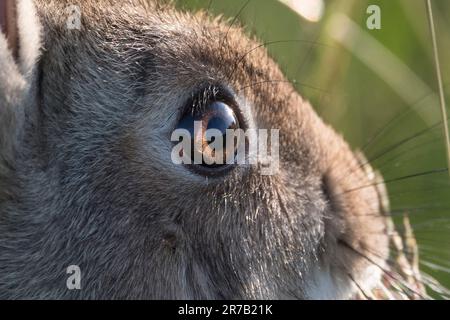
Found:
176,99 -> 240,171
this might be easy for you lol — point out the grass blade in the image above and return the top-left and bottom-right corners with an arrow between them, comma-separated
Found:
426,0 -> 450,178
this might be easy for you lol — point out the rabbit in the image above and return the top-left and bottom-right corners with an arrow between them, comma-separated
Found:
0,0 -> 419,299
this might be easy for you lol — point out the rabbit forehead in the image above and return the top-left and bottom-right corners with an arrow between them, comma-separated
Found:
34,0 -> 318,172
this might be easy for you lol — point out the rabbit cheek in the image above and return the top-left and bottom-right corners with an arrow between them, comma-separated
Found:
308,148 -> 390,299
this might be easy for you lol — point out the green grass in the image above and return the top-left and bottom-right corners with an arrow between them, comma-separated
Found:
175,0 -> 450,298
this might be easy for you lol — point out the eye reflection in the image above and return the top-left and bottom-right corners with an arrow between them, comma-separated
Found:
176,100 -> 241,170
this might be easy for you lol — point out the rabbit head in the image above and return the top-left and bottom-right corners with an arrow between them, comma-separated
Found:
0,0 -> 393,299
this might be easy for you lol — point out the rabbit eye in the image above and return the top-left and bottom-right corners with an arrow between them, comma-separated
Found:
175,88 -> 243,175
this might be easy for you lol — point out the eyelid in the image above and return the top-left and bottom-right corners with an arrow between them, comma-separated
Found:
179,83 -> 247,131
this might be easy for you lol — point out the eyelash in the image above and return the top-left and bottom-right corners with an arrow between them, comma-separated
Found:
180,84 -> 246,129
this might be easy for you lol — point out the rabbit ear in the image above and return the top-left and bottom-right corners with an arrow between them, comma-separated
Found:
0,0 -> 24,114
0,0 -> 41,91
1,0 -> 41,159
0,0 -> 18,59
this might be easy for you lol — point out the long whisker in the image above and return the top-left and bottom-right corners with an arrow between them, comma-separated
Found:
238,79 -> 330,94
375,137 -> 441,175
293,34 -> 323,81
332,113 -> 449,186
220,0 -> 251,49
359,91 -> 437,155
228,39 -> 332,81
338,239 -> 429,299
346,205 -> 450,219
351,184 -> 450,214
339,167 -> 448,196
346,272 -> 373,300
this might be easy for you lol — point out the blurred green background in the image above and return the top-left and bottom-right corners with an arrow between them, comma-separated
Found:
175,0 -> 450,298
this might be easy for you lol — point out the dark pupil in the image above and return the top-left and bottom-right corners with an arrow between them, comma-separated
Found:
177,101 -> 239,167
